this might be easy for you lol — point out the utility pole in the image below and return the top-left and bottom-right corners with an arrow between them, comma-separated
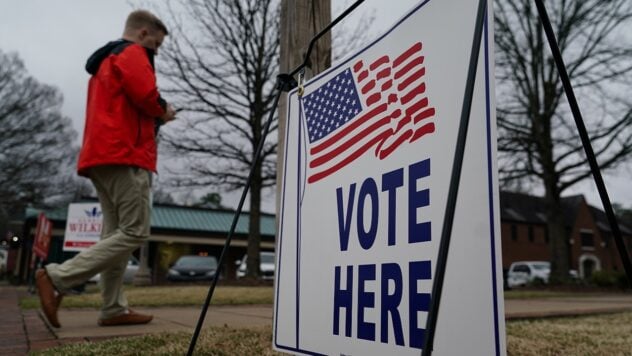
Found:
276,0 -> 332,219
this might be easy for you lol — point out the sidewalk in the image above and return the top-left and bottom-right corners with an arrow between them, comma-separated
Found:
0,285 -> 61,355
54,305 -> 272,340
3,283 -> 632,354
504,294 -> 632,319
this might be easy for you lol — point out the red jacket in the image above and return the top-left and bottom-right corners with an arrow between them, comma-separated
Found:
77,39 -> 166,177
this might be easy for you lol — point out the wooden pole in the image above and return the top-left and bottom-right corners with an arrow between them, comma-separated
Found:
276,0 -> 331,220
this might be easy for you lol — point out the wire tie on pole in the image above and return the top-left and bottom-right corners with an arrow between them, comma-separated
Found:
297,69 -> 305,97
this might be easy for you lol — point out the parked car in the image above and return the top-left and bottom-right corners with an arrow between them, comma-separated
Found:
167,255 -> 218,282
236,251 -> 275,280
506,261 -> 550,288
89,255 -> 140,284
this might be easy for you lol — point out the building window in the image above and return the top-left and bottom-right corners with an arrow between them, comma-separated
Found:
511,225 -> 518,241
581,231 -> 594,248
528,226 -> 534,242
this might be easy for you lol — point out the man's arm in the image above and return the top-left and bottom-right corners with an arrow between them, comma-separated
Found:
114,44 -> 166,118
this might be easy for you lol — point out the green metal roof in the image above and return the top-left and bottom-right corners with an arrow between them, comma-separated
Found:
25,207 -> 69,221
26,204 -> 276,236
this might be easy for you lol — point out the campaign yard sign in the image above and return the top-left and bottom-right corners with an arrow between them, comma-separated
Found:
274,0 -> 505,355
33,213 -> 53,260
63,203 -> 103,252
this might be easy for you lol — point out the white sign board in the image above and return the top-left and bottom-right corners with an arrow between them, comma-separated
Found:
63,203 -> 103,252
274,0 -> 505,355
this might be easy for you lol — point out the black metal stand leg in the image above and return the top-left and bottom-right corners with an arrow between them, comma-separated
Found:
534,0 -> 632,286
421,0 -> 487,354
185,2 -> 365,355
185,86 -> 283,356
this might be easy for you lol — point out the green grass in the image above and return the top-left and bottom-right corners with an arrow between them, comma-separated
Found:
21,284 -> 603,309
31,312 -> 632,355
503,290 -> 591,299
21,285 -> 274,309
32,326 -> 281,356
506,311 -> 632,355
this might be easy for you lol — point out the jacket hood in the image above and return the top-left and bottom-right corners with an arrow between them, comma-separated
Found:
85,39 -> 132,75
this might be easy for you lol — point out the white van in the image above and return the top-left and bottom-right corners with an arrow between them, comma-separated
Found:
506,261 -> 550,288
236,251 -> 275,280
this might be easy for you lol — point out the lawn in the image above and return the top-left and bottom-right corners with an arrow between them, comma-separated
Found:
20,285 -> 274,309
21,285 -> 592,309
503,289 -> 598,300
32,312 -> 632,355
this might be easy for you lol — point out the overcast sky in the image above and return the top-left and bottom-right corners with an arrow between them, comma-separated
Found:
0,0 -> 630,210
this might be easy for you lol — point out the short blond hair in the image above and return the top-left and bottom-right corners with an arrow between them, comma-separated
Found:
125,10 -> 168,35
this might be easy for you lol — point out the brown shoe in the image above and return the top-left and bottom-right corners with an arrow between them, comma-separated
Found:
35,269 -> 61,328
98,309 -> 153,327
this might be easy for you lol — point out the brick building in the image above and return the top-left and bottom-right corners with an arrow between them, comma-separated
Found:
500,191 -> 632,279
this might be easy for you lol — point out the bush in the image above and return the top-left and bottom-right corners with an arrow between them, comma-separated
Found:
590,270 -> 629,289
616,272 -> 631,290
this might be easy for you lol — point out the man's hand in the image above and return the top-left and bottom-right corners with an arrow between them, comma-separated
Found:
160,104 -> 176,123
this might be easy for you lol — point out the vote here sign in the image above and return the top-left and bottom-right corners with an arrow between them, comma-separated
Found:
274,0 -> 505,355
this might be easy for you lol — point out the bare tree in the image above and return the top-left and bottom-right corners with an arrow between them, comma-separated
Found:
495,0 -> 632,281
154,0 -> 280,278
0,50 -> 78,225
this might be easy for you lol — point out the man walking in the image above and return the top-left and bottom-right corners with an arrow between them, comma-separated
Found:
36,10 -> 176,328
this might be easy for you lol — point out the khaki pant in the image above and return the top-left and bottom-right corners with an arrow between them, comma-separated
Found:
46,165 -> 151,319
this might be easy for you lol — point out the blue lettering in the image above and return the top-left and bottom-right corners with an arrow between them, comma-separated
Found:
408,159 -> 431,243
381,168 -> 404,246
333,265 -> 353,337
336,184 -> 356,251
357,178 -> 379,250
409,260 -> 431,349
380,263 -> 404,346
357,264 -> 376,341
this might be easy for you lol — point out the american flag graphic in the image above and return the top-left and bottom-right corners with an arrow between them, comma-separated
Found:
302,42 -> 436,184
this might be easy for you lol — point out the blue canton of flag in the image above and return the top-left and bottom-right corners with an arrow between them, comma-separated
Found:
303,69 -> 362,143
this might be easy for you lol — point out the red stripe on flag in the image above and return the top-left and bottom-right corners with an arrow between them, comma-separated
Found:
374,113 -> 410,155
308,131 -> 391,184
353,61 -> 364,72
358,70 -> 369,82
405,97 -> 429,117
310,103 -> 388,155
378,129 -> 414,159
381,80 -> 393,91
310,114 -> 393,168
361,80 -> 376,94
394,57 -> 424,80
395,114 -> 411,132
414,108 -> 435,123
400,83 -> 426,105
376,67 -> 391,80
394,42 -> 422,67
370,55 -> 390,70
410,122 -> 436,142
366,93 -> 382,106
397,68 -> 425,91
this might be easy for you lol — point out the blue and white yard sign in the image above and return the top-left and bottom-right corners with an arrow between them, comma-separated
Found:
274,0 -> 506,354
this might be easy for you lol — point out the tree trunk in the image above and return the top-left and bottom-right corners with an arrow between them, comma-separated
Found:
247,161 -> 262,278
276,0 -> 331,221
545,193 -> 570,283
